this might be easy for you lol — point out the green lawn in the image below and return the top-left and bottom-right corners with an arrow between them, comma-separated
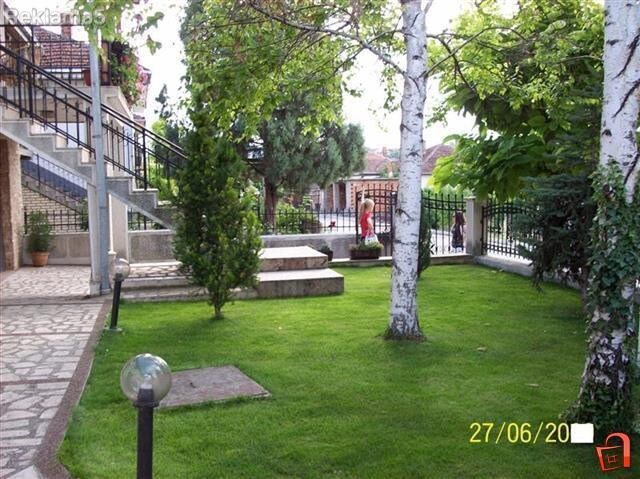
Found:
60,265 -> 639,478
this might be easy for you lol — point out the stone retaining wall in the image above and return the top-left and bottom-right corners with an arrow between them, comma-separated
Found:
22,232 -> 90,265
128,231 -> 359,263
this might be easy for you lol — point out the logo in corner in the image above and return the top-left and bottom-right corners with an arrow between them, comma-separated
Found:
595,432 -> 631,472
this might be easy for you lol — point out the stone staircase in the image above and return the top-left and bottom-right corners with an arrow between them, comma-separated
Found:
122,246 -> 344,302
0,109 -> 175,228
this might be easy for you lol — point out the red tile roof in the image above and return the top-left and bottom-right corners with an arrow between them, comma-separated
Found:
33,26 -> 90,69
422,144 -> 453,175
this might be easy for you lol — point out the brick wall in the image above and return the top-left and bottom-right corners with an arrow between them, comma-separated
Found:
22,186 -> 85,233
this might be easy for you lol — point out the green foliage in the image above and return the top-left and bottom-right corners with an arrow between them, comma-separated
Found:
272,203 -> 322,235
431,0 -> 603,200
173,113 -> 262,319
74,0 -> 165,48
565,164 -> 640,433
181,0 -> 343,138
350,241 -> 383,252
513,174 -> 594,293
109,44 -> 141,105
26,211 -> 53,252
251,99 -> 365,203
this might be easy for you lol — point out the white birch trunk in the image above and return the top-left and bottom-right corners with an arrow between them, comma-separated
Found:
388,0 -> 427,339
571,0 -> 640,427
600,1 -> 640,200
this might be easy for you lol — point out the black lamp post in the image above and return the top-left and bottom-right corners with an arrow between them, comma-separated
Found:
121,354 -> 172,479
109,258 -> 130,331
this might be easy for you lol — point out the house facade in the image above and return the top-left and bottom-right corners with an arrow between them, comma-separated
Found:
0,2 -> 172,293
309,144 -> 454,211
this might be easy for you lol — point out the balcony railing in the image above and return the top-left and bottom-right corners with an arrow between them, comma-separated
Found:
0,44 -> 186,191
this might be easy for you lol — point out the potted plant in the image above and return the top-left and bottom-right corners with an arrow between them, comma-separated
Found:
27,211 -> 53,267
349,241 -> 383,260
318,243 -> 334,261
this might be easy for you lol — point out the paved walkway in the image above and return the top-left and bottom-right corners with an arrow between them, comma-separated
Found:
0,267 -> 107,479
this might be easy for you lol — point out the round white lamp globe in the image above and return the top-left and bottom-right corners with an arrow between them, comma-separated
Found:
120,353 -> 172,404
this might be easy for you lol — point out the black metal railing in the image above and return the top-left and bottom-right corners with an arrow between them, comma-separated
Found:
257,205 -> 358,235
422,192 -> 467,256
1,24 -> 117,86
21,154 -> 87,202
24,208 -> 88,233
0,44 -> 186,191
128,210 -> 166,231
481,199 -> 532,259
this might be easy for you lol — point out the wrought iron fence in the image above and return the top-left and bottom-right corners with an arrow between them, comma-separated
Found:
481,199 -> 532,259
24,209 -> 88,233
128,210 -> 166,231
257,205 -> 357,236
421,192 -> 467,256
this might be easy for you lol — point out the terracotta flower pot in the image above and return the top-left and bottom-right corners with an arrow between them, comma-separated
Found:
31,251 -> 50,267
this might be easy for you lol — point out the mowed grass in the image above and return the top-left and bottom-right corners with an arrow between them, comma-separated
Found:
60,265 -> 639,478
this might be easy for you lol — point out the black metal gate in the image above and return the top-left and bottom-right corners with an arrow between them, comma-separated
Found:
355,186 -> 397,256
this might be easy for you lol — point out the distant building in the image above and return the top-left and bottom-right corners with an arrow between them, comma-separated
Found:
309,144 -> 454,210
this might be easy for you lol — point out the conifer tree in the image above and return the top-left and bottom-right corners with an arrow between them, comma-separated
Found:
174,112 -> 262,319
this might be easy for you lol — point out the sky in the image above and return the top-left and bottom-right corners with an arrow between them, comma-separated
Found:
7,0 -> 501,149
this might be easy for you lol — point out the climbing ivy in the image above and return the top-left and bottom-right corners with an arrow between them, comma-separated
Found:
565,163 -> 640,433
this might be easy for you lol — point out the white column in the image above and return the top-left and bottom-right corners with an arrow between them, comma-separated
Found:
109,195 -> 129,260
332,183 -> 339,211
464,196 -> 485,257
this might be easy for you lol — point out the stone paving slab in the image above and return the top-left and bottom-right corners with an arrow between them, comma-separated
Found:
0,381 -> 68,477
0,267 -> 91,302
0,303 -> 102,335
159,365 -> 270,409
0,266 -> 106,479
1,334 -> 88,383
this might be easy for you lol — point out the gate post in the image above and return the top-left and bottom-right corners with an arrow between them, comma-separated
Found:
465,196 -> 484,257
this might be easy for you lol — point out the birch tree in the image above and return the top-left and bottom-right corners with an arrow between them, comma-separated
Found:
250,0 -> 430,339
566,0 -> 640,432
181,0 -> 432,339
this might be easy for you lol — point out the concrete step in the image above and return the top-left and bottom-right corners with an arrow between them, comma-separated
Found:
106,177 -> 174,230
124,264 -> 344,300
122,285 -> 207,302
260,246 -> 328,272
255,268 -> 343,298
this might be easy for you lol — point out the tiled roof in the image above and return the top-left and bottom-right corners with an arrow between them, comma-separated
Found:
364,150 -> 389,173
33,26 -> 90,69
422,144 -> 454,175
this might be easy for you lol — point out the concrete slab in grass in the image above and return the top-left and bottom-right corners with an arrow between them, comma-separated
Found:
159,365 -> 270,409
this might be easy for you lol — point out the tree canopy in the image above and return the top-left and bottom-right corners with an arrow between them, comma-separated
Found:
430,0 -> 604,199
246,96 -> 365,218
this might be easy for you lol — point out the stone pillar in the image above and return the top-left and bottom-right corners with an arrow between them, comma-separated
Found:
332,183 -> 339,211
109,194 -> 129,260
465,196 -> 485,257
0,137 -> 24,270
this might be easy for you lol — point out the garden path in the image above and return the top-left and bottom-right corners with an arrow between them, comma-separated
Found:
0,267 -> 107,479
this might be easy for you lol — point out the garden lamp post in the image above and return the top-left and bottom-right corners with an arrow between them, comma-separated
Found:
109,258 -> 130,331
120,354 -> 172,479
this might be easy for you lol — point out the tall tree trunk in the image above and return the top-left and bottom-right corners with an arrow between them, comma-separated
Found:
264,179 -> 278,231
387,0 -> 427,340
567,0 -> 640,432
